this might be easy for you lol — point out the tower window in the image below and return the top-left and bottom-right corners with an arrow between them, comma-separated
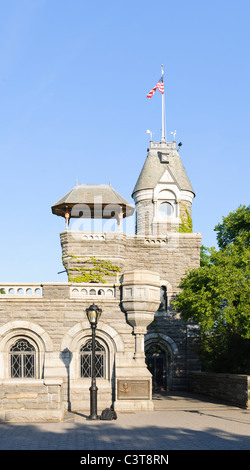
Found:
159,202 -> 174,217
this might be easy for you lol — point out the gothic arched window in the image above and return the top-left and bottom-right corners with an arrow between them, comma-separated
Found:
10,338 -> 36,378
80,339 -> 106,378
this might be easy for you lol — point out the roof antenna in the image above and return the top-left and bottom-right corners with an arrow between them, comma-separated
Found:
171,130 -> 177,147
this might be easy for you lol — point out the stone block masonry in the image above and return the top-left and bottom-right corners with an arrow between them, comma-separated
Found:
0,231 -> 202,419
61,230 -> 202,291
0,379 -> 64,421
189,372 -> 250,408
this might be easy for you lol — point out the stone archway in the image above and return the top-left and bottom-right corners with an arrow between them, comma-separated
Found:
0,320 -> 54,380
145,343 -> 167,390
60,321 -> 125,411
145,333 -> 178,391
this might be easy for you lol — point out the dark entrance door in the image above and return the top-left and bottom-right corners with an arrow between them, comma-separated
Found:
145,344 -> 166,390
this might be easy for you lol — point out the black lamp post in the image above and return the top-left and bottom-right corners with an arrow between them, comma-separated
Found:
86,303 -> 102,420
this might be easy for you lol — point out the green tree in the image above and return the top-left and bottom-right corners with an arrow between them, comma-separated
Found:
173,206 -> 250,373
215,204 -> 250,249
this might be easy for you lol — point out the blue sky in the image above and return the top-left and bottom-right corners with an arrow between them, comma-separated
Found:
0,0 -> 249,282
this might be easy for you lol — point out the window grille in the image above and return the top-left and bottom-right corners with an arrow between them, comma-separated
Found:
80,339 -> 105,378
10,338 -> 35,378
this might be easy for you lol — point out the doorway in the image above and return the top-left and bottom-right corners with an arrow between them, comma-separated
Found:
145,344 -> 167,390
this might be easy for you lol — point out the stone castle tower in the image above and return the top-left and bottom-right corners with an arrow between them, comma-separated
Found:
132,140 -> 195,237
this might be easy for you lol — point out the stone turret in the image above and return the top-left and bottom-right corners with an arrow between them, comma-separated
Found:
132,140 -> 195,237
51,183 -> 135,282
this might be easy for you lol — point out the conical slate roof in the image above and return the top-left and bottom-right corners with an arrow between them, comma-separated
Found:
132,145 -> 195,197
52,183 -> 135,219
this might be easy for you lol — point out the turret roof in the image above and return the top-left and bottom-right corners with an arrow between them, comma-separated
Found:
52,183 -> 134,219
132,143 -> 195,197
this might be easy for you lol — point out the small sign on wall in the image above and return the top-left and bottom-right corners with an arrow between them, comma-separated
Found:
117,380 -> 150,399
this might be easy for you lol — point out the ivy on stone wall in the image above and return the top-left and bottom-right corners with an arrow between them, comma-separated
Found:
178,204 -> 193,233
64,255 -> 121,283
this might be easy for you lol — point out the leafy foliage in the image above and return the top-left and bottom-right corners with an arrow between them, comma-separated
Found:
66,255 -> 121,283
178,204 -> 193,233
214,204 -> 250,249
173,205 -> 250,373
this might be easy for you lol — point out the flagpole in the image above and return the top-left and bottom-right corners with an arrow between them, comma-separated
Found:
161,64 -> 165,142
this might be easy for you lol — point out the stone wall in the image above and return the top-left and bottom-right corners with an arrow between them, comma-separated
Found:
189,372 -> 250,408
0,284 -> 134,417
0,279 -> 158,417
0,229 -> 202,420
61,230 -> 202,291
0,379 -> 63,422
59,230 -> 202,391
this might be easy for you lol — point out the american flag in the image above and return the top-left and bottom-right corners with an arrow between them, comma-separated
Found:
147,76 -> 164,98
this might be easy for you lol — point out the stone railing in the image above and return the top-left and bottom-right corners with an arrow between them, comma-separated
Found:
0,284 -> 43,297
150,141 -> 175,149
70,284 -> 115,298
0,283 -> 117,300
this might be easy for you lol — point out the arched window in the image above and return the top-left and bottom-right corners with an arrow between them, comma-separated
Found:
159,202 -> 174,217
80,339 -> 106,378
10,338 -> 36,378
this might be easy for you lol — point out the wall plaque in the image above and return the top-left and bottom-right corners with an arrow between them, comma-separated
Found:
117,380 -> 150,399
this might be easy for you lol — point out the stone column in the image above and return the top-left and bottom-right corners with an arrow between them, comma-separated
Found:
114,269 -> 161,411
121,269 -> 161,363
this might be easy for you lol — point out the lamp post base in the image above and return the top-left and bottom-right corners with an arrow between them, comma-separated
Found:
86,415 -> 100,420
87,384 -> 99,420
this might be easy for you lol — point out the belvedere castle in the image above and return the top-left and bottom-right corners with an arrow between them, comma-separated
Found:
0,134 -> 202,421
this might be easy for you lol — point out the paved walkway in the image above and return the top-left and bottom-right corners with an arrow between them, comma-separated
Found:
0,392 -> 249,451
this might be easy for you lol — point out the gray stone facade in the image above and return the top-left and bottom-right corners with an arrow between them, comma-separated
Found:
0,139 -> 202,421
